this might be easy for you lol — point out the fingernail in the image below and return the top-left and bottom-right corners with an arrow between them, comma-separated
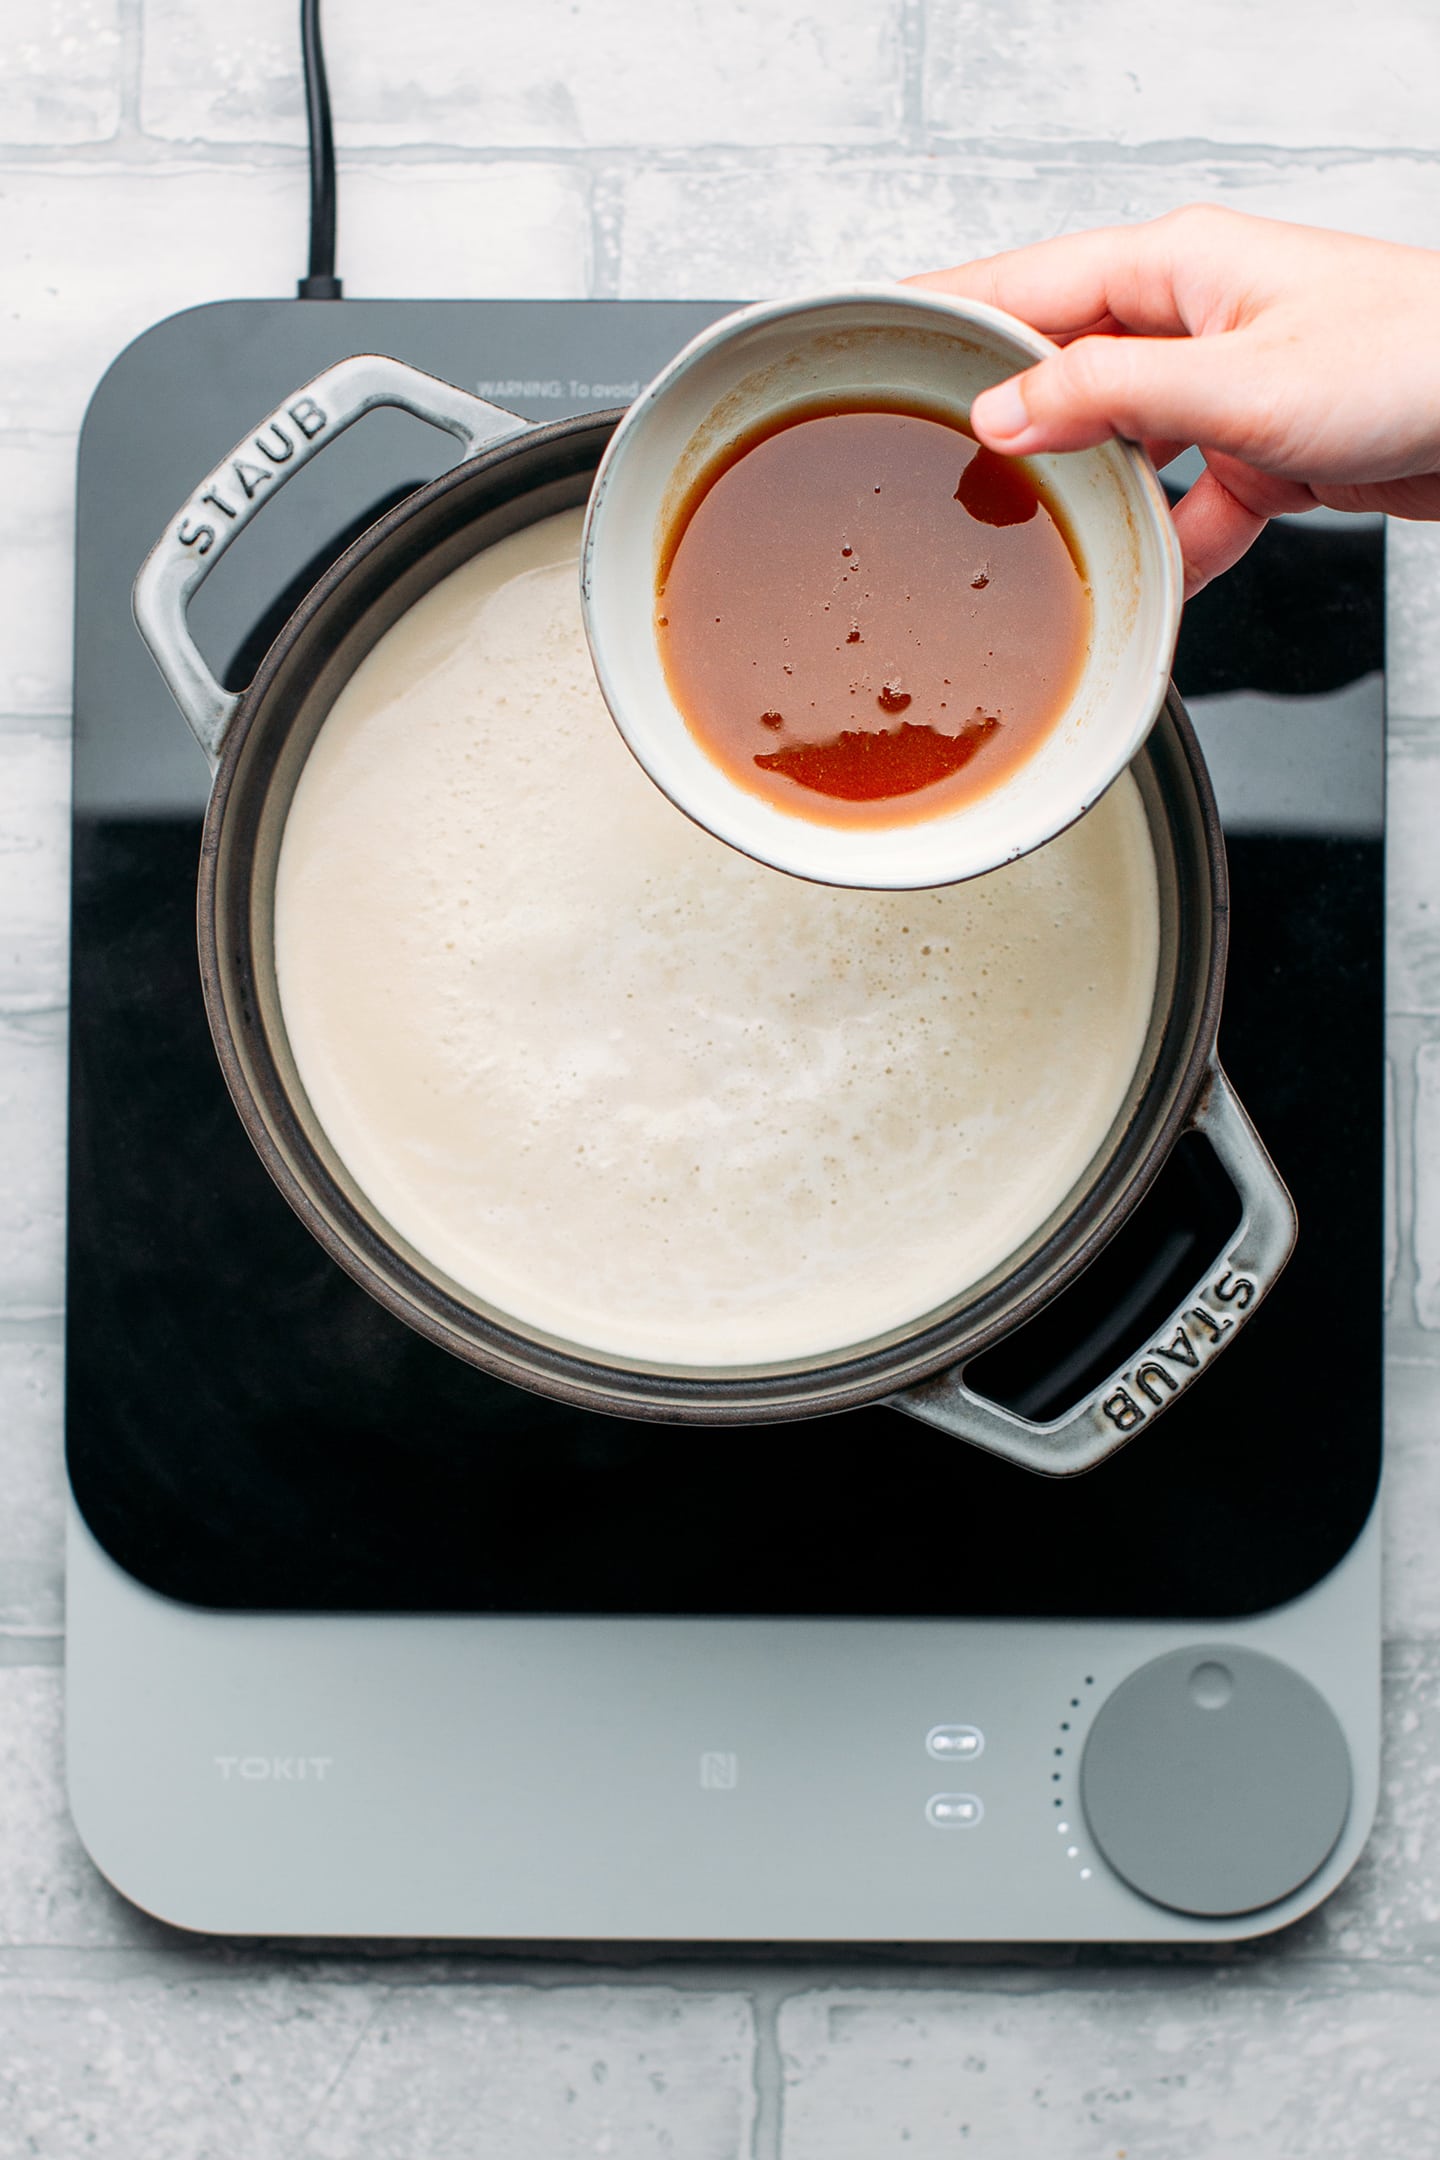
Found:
972,377 -> 1031,445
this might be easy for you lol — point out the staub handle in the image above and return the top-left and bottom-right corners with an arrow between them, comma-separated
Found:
891,1062 -> 1298,1477
132,353 -> 529,767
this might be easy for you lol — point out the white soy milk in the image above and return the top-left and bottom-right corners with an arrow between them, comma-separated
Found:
274,507 -> 1160,1368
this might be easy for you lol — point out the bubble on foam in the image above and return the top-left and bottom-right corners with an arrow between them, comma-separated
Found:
275,506 -> 1161,1368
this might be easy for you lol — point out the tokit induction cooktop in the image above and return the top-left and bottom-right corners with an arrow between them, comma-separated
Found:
65,298 -> 1384,1939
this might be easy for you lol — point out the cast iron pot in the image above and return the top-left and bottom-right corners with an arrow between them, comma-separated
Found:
134,353 -> 1297,1476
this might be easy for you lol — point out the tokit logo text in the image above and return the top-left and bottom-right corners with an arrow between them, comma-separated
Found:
213,1755 -> 334,1782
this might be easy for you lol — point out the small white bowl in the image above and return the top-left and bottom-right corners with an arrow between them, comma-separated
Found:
580,285 -> 1183,890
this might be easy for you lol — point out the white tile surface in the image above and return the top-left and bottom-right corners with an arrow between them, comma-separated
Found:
0,1674 -> 153,1946
925,0 -> 1440,151
0,162 -> 591,439
0,1345 -> 65,1639
0,1966 -> 755,2157
298,1985 -> 755,2160
332,161 -> 592,298
1412,1042 -> 1440,1328
0,721 -> 69,1011
1386,522 -> 1440,723
1,163 -> 314,438
0,1008 -> 66,1321
0,0 -> 121,146
5,0 -> 1440,2145
1385,1361 -> 1440,1637
616,152 -> 1440,299
1387,735 -> 1440,1016
777,1974 -> 1440,2157
0,442 -> 76,717
1293,1640 -> 1440,1962
141,0 -> 904,149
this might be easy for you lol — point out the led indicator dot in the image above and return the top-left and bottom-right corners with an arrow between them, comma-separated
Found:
1056,1823 -> 1069,1835
1080,1867 -> 1093,1880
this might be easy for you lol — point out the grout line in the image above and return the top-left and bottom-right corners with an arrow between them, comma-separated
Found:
588,165 -> 625,300
749,1981 -> 786,2160
1412,1027 -> 1439,1333
0,986 -> 69,1011
113,0 -> 144,144
0,1940 -> 1436,1989
0,709 -> 71,733
0,1313 -> 65,1345
0,1004 -> 68,1035
897,0 -> 926,149
1389,1017 -> 1421,1326
3,138 -> 1440,174
0,1634 -> 63,1668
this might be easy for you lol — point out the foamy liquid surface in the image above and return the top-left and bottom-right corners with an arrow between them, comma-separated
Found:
274,508 -> 1160,1367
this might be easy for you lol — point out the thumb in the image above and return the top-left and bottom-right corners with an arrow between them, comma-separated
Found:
971,332 -> 1262,463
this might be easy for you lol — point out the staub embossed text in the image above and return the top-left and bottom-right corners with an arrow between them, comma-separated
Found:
1100,1269 -> 1257,1432
175,396 -> 330,558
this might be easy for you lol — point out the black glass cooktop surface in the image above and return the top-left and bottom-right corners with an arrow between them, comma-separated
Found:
67,300 -> 1384,1617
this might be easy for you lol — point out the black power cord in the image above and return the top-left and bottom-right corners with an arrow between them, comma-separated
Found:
297,0 -> 342,298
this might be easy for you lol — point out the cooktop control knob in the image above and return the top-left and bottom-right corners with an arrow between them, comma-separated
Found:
1079,1646 -> 1352,1918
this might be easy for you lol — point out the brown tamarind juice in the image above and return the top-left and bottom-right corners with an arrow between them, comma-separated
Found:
655,403 -> 1092,831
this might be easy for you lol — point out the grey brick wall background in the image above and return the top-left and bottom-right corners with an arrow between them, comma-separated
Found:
3,0 -> 1440,2150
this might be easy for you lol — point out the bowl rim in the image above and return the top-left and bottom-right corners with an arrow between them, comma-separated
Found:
580,282 -> 1186,892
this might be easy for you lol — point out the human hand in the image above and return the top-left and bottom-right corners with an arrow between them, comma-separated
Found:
909,206 -> 1440,595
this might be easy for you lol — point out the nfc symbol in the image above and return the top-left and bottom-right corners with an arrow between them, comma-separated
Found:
700,1751 -> 738,1790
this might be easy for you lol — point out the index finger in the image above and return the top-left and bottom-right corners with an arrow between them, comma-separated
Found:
905,221 -> 1195,341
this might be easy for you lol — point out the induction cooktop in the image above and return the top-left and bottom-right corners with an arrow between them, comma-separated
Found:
65,299 -> 1384,1939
